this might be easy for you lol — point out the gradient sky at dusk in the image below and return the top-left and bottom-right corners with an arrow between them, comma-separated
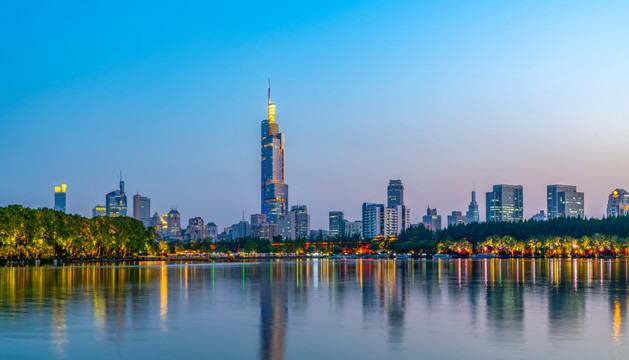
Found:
1,0 -> 628,229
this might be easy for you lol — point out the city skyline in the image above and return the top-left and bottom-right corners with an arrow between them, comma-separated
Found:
2,1 -> 629,229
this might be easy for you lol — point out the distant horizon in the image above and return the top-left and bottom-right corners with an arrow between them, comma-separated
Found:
2,0 -> 628,229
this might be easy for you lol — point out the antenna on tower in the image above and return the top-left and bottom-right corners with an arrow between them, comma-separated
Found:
267,78 -> 271,105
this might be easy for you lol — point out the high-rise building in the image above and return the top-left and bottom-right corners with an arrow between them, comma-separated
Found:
261,81 -> 289,224
231,220 -> 251,240
466,190 -> 479,224
344,221 -> 363,238
329,211 -> 345,238
607,189 -> 629,217
92,205 -> 106,217
486,185 -> 523,222
133,194 -> 151,226
387,180 -> 404,208
106,177 -> 127,217
422,207 -> 442,231
292,205 -> 310,239
362,203 -> 384,239
54,183 -> 67,213
187,217 -> 207,241
167,209 -> 181,240
278,212 -> 296,240
206,222 -> 219,241
384,206 -> 401,237
447,211 -> 466,227
547,185 -> 584,219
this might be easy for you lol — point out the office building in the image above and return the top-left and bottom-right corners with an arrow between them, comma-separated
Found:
447,211 -> 466,227
92,205 -> 106,218
547,185 -> 584,219
329,211 -> 345,238
486,185 -> 523,222
423,207 -> 442,231
607,189 -> 629,217
167,209 -> 182,240
345,221 -> 363,238
278,212 -> 296,240
231,220 -> 251,240
54,184 -> 67,213
362,203 -> 384,239
261,82 -> 289,224
133,194 -> 151,226
387,180 -> 404,208
466,190 -> 479,224
292,205 -> 310,239
106,177 -> 127,217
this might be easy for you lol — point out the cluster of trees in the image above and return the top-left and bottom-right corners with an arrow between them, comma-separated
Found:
0,206 -> 156,259
390,216 -> 629,256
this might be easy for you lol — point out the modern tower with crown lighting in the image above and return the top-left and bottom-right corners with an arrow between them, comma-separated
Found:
261,81 -> 289,224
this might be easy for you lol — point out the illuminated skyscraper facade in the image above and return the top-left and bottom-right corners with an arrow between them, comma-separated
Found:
54,183 -> 67,213
466,190 -> 479,224
106,179 -> 127,217
329,211 -> 345,238
133,194 -> 151,226
547,185 -> 584,219
261,82 -> 288,224
486,184 -> 523,222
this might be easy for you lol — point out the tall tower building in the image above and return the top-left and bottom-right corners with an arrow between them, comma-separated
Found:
106,177 -> 127,217
54,183 -> 67,213
292,205 -> 310,239
362,203 -> 384,239
133,194 -> 151,226
466,190 -> 479,224
486,185 -> 523,222
329,211 -> 345,238
261,81 -> 289,224
547,185 -> 584,219
387,180 -> 404,208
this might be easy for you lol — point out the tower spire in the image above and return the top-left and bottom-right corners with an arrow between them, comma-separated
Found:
267,78 -> 271,105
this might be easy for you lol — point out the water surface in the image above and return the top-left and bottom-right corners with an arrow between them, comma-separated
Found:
1,259 -> 628,359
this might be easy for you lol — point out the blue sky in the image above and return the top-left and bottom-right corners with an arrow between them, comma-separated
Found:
1,0 -> 628,229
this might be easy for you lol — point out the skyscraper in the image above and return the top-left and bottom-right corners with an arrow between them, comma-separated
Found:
387,180 -> 404,208
362,203 -> 384,239
607,189 -> 629,217
261,81 -> 289,224
53,183 -> 67,213
105,177 -> 127,217
167,209 -> 182,240
133,194 -> 151,226
465,190 -> 479,224
547,185 -> 584,219
92,205 -> 106,217
486,185 -> 523,222
329,211 -> 345,238
447,211 -> 466,227
422,207 -> 442,231
292,205 -> 310,239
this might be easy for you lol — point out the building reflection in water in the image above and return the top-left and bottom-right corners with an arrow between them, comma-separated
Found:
260,261 -> 287,360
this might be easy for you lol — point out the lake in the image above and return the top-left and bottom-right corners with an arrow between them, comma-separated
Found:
1,258 -> 628,359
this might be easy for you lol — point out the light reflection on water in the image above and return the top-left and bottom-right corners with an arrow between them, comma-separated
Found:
1,259 -> 629,359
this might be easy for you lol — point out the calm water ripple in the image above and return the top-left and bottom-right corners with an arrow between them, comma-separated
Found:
1,259 -> 628,359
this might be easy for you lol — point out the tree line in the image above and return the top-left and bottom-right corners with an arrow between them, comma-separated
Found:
0,205 -> 156,259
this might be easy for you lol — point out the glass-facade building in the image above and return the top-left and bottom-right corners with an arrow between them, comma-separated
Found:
106,180 -> 127,217
387,180 -> 404,208
362,203 -> 384,239
329,211 -> 345,238
54,183 -> 67,213
133,194 -> 151,226
486,185 -> 523,222
261,84 -> 288,224
607,189 -> 629,217
547,185 -> 584,219
292,205 -> 310,239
